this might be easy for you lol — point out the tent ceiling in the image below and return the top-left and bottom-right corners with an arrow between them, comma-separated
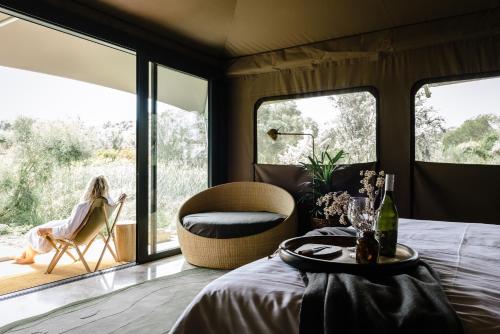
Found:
76,0 -> 500,57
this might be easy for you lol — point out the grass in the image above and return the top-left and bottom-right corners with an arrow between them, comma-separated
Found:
0,156 -> 207,235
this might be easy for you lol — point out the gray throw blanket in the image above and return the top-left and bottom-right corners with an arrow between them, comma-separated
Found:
299,227 -> 464,334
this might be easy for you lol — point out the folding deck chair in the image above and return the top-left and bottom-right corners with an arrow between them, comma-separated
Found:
44,196 -> 126,274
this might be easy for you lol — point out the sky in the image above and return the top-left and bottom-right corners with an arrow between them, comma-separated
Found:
0,66 -> 136,125
424,77 -> 500,127
0,65 -> 499,129
284,77 -> 500,129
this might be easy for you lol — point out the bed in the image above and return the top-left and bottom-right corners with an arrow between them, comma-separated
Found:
170,219 -> 500,334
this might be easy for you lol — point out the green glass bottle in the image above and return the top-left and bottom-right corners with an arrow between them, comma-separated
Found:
376,174 -> 399,257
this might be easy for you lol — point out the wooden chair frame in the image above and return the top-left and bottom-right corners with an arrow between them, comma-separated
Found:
45,198 -> 125,274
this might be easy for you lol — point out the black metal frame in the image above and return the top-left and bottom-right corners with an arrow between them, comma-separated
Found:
252,86 -> 381,167
409,71 -> 500,218
137,61 -> 215,263
0,3 -> 227,265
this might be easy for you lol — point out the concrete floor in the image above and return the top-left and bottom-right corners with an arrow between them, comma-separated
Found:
0,254 -> 194,327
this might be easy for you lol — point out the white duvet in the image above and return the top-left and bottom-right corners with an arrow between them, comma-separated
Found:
171,219 -> 500,334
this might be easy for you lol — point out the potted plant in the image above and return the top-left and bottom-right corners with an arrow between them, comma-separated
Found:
299,148 -> 345,228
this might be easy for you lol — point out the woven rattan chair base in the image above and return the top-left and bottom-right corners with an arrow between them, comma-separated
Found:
177,182 -> 297,269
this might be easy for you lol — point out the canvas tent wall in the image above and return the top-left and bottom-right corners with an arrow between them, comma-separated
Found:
225,8 -> 500,224
1,0 -> 499,225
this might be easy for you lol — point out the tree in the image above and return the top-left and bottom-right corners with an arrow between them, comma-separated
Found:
100,121 -> 135,151
414,88 -> 446,161
156,107 -> 207,167
442,114 -> 500,163
257,101 -> 318,164
318,92 -> 377,163
0,117 -> 90,227
443,114 -> 497,148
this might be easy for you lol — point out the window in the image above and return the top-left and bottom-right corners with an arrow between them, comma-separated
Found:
148,64 -> 208,254
414,76 -> 500,165
256,90 -> 377,165
0,11 -> 136,291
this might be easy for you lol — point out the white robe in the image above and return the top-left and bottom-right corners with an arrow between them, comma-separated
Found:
26,196 -> 116,254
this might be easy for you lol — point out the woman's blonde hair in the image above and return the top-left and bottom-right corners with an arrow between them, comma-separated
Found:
81,175 -> 110,202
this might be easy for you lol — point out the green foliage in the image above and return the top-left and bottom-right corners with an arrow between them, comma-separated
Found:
414,89 -> 446,161
0,108 -> 208,234
322,92 -> 376,163
100,121 -> 135,151
257,92 -> 376,165
156,108 -> 207,167
415,86 -> 500,164
442,114 -> 497,148
257,101 -> 317,164
43,124 -> 91,166
0,118 -> 93,227
156,162 -> 207,228
299,148 -> 345,216
95,148 -> 135,162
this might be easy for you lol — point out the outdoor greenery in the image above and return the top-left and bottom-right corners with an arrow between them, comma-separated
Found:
257,91 -> 376,165
415,85 -> 500,164
257,101 -> 318,164
1,82 -> 497,239
0,107 -> 207,236
299,149 -> 345,217
258,88 -> 499,166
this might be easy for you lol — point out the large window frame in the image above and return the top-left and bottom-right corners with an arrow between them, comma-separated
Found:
0,5 -> 221,266
410,71 -> 500,218
135,54 -> 217,264
253,86 -> 380,166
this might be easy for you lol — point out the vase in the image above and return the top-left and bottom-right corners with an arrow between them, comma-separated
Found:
355,230 -> 379,264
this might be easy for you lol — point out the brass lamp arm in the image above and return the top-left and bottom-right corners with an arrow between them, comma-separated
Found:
275,131 -> 315,158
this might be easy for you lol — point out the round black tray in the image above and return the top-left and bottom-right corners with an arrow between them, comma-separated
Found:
279,235 -> 419,275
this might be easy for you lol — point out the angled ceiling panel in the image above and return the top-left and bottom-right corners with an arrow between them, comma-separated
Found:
0,15 -> 136,94
77,0 -> 500,57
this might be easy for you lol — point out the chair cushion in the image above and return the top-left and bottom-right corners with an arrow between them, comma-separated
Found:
182,211 -> 286,239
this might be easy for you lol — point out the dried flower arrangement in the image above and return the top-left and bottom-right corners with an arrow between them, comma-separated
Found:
316,170 -> 385,231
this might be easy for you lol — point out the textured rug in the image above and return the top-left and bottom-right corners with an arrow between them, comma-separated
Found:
0,268 -> 226,334
0,240 -> 124,296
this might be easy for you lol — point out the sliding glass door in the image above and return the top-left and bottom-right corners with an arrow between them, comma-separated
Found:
0,10 -> 137,295
147,63 -> 209,255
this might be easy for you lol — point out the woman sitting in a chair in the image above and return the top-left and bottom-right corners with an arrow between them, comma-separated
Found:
15,175 -> 126,264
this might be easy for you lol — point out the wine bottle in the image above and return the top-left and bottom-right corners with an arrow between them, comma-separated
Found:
376,174 -> 399,257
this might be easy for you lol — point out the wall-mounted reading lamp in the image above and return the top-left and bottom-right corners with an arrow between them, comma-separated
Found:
267,128 -> 317,201
266,128 -> 315,158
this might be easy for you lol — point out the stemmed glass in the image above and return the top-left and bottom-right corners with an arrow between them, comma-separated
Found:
347,197 -> 376,259
347,197 -> 374,235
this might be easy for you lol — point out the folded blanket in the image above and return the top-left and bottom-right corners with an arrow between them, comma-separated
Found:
299,227 -> 463,334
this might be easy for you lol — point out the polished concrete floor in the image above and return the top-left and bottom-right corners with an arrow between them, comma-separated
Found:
0,254 -> 194,327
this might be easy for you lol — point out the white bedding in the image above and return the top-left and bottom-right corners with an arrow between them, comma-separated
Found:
170,219 -> 500,334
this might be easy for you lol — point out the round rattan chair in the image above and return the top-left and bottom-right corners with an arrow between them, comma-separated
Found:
177,182 -> 297,269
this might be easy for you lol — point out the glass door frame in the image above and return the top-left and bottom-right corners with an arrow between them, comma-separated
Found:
0,3 -> 228,266
135,53 -> 216,263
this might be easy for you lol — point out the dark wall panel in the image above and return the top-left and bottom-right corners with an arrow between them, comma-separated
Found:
413,162 -> 500,224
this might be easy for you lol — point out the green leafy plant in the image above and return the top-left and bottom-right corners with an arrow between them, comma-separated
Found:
299,148 -> 346,217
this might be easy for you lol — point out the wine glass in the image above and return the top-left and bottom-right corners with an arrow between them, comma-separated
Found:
347,197 -> 375,258
347,197 -> 374,234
